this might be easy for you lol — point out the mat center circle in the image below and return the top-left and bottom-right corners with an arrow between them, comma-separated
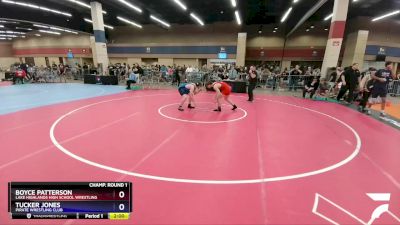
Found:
50,93 -> 361,184
158,102 -> 248,124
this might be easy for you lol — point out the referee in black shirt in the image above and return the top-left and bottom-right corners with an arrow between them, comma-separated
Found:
248,66 -> 258,102
336,63 -> 361,104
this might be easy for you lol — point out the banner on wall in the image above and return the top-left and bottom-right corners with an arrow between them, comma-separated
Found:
218,47 -> 227,59
209,59 -> 236,64
67,50 -> 74,59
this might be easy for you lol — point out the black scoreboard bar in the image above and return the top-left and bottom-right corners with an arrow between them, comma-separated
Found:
8,182 -> 132,220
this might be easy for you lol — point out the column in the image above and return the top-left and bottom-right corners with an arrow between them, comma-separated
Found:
236,33 -> 247,67
281,60 -> 291,71
393,62 -> 398,76
90,1 -> 109,75
342,30 -> 369,70
321,0 -> 350,78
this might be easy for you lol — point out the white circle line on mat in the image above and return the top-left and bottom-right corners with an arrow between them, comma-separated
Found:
50,93 -> 362,184
158,102 -> 248,124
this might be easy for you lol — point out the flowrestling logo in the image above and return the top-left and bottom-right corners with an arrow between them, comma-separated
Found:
313,193 -> 400,225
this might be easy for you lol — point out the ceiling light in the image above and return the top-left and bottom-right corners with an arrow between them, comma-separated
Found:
310,25 -> 315,28
50,26 -> 64,31
16,27 -> 32,30
0,20 -> 18,24
84,18 -> 114,30
173,0 -> 187,10
274,27 -> 278,30
0,25 -> 3,28
117,16 -> 142,28
117,0 -> 142,13
66,0 -> 107,14
372,10 -> 400,22
324,13 -> 333,21
231,0 -> 236,7
64,29 -> 78,34
235,10 -> 241,25
281,7 -> 293,23
306,29 -> 310,32
0,34 -> 17,37
50,27 -> 78,34
48,27 -> 78,34
258,25 -> 263,34
273,30 -> 277,33
293,0 -> 299,2
33,24 -> 49,29
324,28 -> 328,31
1,30 -> 25,34
0,37 -> 5,40
39,30 -> 61,35
190,13 -> 204,26
35,34 -> 41,36
104,24 -> 114,30
1,0 -> 72,17
150,15 -> 171,28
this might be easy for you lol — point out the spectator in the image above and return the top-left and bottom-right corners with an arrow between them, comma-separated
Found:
271,72 -> 279,91
20,62 -> 28,74
304,66 -> 313,86
167,66 -> 174,77
173,66 -> 182,86
82,63 -> 89,75
160,65 -> 167,80
329,67 -> 341,83
359,67 -> 376,113
336,63 -> 361,104
13,68 -> 26,84
108,64 -> 116,76
136,64 -> 144,81
328,67 -> 343,95
126,70 -> 138,90
313,68 -> 321,77
317,78 -> 329,99
248,66 -> 258,102
303,78 -> 319,99
51,62 -> 58,72
367,61 -> 395,117
228,67 -> 238,80
27,64 -> 36,82
217,66 -> 224,80
305,67 -> 312,76
281,68 -> 288,80
289,65 -> 302,91
58,63 -> 67,83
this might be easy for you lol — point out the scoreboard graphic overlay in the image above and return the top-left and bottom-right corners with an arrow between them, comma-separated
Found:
8,182 -> 132,220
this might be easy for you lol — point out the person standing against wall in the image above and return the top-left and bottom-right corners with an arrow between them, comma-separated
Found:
58,63 -> 67,83
173,66 -> 181,86
248,66 -> 258,102
289,65 -> 302,91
